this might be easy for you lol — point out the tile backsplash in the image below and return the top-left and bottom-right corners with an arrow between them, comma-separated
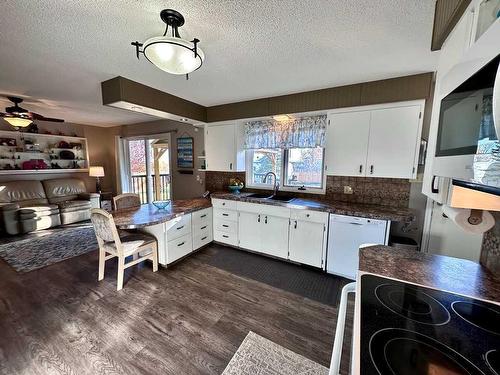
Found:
480,211 -> 500,274
205,171 -> 411,208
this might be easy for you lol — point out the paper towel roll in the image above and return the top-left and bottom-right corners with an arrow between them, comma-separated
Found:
441,205 -> 496,234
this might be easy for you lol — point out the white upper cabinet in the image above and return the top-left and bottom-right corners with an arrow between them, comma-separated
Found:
326,101 -> 424,179
325,110 -> 370,176
205,123 -> 245,172
366,105 -> 423,179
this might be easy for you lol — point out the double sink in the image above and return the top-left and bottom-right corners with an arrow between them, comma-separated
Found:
246,193 -> 296,203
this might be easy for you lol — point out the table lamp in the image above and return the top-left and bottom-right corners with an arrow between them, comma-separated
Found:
89,166 -> 105,193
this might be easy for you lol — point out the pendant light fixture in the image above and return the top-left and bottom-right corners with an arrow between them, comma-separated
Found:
132,9 -> 204,79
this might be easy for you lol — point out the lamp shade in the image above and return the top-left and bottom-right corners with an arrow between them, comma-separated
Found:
89,166 -> 105,177
143,36 -> 204,75
4,117 -> 32,128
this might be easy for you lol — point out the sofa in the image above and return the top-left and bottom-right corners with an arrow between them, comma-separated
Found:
0,178 -> 100,235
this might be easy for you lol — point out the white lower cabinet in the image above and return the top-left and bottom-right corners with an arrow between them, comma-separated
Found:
289,209 -> 328,268
141,207 -> 214,266
238,211 -> 261,251
260,214 -> 289,259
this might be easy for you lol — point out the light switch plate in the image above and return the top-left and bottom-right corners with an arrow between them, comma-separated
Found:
343,185 -> 353,194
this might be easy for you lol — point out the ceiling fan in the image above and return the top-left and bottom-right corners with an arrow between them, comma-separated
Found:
1,96 -> 64,128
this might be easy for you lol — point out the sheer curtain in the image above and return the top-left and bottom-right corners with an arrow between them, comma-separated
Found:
244,115 -> 327,149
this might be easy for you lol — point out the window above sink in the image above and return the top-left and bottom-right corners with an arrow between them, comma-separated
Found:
245,148 -> 326,194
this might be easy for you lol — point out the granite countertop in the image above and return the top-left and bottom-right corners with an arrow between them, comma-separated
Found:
113,198 -> 211,229
211,192 -> 415,222
360,246 -> 500,302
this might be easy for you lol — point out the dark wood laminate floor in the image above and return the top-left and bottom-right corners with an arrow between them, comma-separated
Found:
0,244 -> 353,375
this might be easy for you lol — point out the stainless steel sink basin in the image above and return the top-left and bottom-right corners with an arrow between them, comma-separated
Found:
268,195 -> 295,203
246,193 -> 295,203
246,193 -> 273,199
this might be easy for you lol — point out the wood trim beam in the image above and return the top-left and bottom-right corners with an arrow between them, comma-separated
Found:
431,0 -> 472,51
101,72 -> 434,124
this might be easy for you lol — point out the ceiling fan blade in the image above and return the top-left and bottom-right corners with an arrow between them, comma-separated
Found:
28,112 -> 65,122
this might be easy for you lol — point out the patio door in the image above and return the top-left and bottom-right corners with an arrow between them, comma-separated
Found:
120,134 -> 172,203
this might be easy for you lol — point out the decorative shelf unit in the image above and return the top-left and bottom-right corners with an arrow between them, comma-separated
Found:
0,130 -> 89,175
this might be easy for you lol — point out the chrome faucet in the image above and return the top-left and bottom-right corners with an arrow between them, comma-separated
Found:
263,172 -> 280,196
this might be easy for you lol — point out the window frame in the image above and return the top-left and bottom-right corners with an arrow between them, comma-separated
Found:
245,148 -> 327,194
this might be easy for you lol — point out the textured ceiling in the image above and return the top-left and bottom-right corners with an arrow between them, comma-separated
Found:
0,0 -> 439,126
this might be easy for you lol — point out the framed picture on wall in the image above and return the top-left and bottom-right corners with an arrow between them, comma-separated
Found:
177,137 -> 194,169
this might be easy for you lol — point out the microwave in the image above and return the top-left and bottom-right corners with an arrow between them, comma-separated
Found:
433,53 -> 500,195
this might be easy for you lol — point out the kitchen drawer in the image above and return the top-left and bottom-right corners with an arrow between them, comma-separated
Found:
192,207 -> 212,225
192,220 -> 212,236
290,209 -> 329,224
237,201 -> 290,219
211,198 -> 237,210
166,214 -> 192,241
213,208 -> 238,222
193,230 -> 213,250
167,233 -> 193,264
214,230 -> 238,247
214,218 -> 237,233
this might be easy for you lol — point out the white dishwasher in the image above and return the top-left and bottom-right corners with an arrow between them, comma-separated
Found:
327,214 -> 389,280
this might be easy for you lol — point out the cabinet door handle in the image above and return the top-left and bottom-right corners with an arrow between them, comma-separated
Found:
222,213 -> 229,217
359,165 -> 363,174
258,214 -> 261,223
176,225 -> 184,230
177,241 -> 185,247
294,220 -> 298,229
222,235 -> 229,238
229,163 -> 233,170
370,165 -> 374,174
431,175 -> 439,194
222,202 -> 226,206
264,216 -> 268,224
222,224 -> 229,228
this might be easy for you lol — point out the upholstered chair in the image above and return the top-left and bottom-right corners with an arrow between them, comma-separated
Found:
113,193 -> 141,210
90,208 -> 158,291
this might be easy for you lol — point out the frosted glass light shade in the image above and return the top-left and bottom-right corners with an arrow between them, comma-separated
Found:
89,166 -> 105,177
143,36 -> 204,75
4,117 -> 32,128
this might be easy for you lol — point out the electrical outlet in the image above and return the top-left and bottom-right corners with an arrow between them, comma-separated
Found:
343,185 -> 353,194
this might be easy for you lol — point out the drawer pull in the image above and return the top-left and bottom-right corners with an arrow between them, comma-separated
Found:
222,213 -> 229,217
222,235 -> 229,238
177,241 -> 185,247
306,214 -> 310,218
201,236 -> 207,241
176,225 -> 184,230
200,214 -> 207,218
200,225 -> 207,230
222,224 -> 229,228
222,202 -> 226,206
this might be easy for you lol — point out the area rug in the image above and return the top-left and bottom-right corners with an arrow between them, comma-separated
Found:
205,245 -> 349,306
222,331 -> 328,375
0,223 -> 97,273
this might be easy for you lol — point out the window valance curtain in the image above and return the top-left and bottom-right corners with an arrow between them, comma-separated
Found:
244,115 -> 327,149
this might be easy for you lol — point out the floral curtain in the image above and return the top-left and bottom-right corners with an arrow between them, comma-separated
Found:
244,115 -> 327,149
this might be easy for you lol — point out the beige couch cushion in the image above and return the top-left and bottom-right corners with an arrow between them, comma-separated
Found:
42,178 -> 87,204
19,205 -> 60,220
58,200 -> 91,212
0,180 -> 49,206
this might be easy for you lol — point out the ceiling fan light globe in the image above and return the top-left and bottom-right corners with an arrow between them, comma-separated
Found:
4,117 -> 32,128
143,36 -> 204,75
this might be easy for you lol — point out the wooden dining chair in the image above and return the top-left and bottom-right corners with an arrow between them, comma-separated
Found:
90,208 -> 159,291
113,193 -> 141,210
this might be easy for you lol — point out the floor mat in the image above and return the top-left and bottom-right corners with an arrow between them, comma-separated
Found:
204,245 -> 349,306
222,331 -> 328,375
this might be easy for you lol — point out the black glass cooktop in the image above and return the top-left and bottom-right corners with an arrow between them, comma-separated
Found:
361,274 -> 500,375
